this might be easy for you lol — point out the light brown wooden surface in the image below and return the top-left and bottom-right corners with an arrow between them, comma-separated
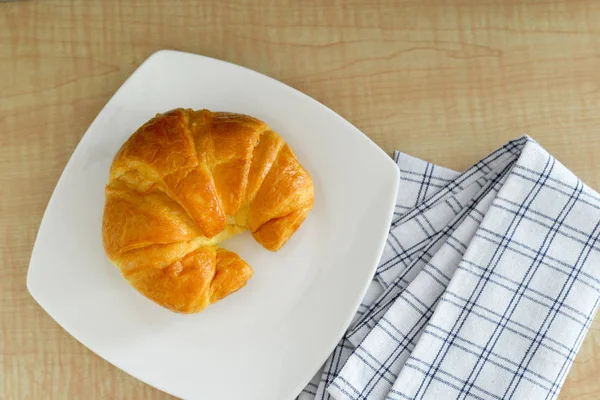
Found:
2,0 -> 600,399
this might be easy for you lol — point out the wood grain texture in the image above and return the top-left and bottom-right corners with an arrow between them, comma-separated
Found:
1,0 -> 600,398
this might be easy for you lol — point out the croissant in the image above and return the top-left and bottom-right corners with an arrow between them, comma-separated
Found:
102,108 -> 314,313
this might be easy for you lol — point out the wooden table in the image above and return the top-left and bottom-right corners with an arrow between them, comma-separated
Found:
2,1 -> 600,398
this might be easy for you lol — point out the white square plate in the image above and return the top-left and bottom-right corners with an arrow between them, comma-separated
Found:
27,50 -> 399,400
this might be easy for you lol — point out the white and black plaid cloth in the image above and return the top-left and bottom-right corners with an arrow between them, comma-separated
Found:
298,136 -> 600,400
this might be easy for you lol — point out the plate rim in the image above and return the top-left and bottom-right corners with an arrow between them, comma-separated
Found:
26,49 -> 400,399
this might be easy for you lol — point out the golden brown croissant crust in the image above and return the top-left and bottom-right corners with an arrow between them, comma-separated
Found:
102,108 -> 314,313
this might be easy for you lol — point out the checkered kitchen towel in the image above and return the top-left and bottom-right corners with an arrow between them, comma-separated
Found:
298,136 -> 600,400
